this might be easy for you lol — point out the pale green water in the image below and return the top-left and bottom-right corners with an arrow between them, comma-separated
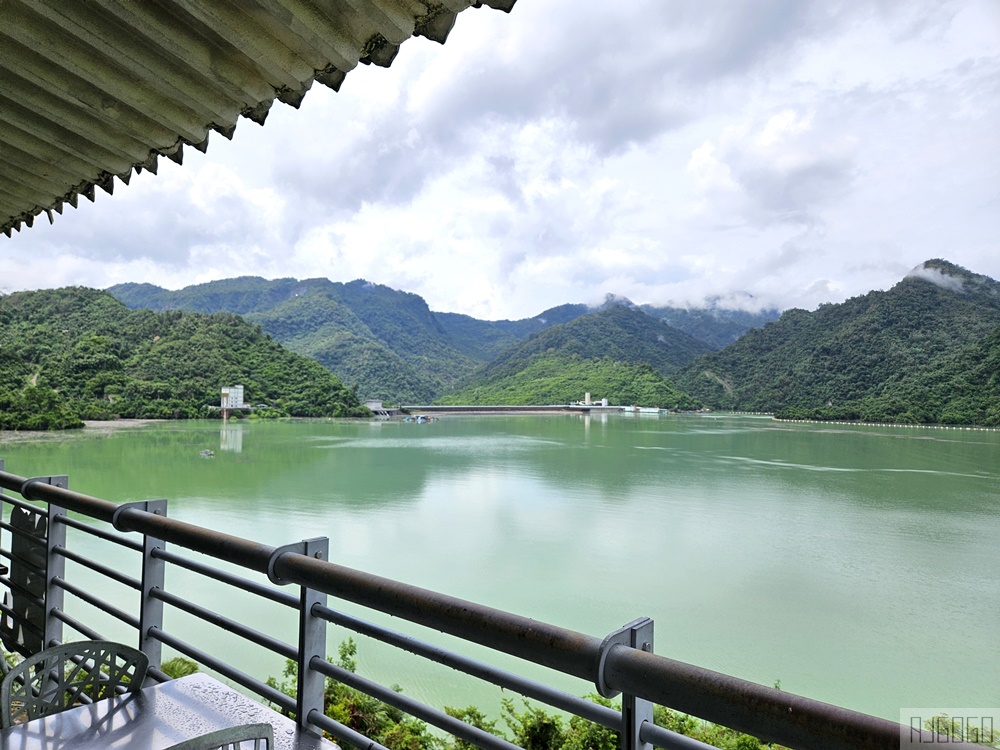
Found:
0,414 -> 996,722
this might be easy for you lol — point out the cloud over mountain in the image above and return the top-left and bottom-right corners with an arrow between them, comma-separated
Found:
3,0 -> 998,320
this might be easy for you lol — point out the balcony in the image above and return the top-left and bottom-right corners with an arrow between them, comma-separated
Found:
0,461 -> 979,750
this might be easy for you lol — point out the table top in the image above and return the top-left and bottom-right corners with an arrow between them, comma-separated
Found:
0,673 -> 339,749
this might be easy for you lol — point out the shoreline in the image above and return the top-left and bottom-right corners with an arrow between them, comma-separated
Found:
82,419 -> 165,429
402,404 -> 625,415
2,414 -> 996,441
772,417 -> 999,432
401,408 -> 617,416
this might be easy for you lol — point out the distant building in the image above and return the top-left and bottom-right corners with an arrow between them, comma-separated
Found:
365,399 -> 384,411
221,385 -> 245,409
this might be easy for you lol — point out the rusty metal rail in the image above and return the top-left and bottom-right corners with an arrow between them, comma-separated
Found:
0,468 -> 978,750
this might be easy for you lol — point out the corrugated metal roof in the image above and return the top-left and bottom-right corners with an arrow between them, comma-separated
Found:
0,0 -> 515,237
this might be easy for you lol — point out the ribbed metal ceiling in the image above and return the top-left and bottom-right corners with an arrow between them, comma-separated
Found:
0,0 -> 515,237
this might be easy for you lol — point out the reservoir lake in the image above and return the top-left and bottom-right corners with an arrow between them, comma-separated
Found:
0,414 -> 996,723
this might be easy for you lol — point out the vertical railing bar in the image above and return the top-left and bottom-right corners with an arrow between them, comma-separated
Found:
116,499 -> 168,678
621,619 -> 655,750
41,476 -> 69,650
267,537 -> 329,736
297,538 -> 328,737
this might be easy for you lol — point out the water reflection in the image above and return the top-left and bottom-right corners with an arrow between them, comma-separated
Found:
219,424 -> 243,453
0,415 -> 996,721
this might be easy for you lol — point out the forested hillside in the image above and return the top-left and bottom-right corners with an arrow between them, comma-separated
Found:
676,260 -> 1000,425
112,277 -> 481,403
437,357 -> 702,409
642,302 -> 780,349
473,304 -> 713,384
438,305 -> 706,407
0,288 -> 368,430
775,323 -> 1000,425
109,278 -> 773,403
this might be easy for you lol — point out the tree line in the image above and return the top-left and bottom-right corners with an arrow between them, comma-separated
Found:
0,287 -> 368,430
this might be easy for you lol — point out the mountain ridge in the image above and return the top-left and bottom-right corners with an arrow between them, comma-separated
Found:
108,278 -> 776,402
674,259 -> 1000,425
436,305 -> 710,407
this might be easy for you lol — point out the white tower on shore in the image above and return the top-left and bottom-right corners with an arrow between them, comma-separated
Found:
221,385 -> 245,409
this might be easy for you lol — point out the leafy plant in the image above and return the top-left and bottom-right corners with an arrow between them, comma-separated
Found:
265,640 -> 786,750
161,657 -> 199,678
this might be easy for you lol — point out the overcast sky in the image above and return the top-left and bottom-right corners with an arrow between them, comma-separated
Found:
3,0 -> 998,320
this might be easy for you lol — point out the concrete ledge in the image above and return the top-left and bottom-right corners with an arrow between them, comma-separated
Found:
401,405 -> 624,414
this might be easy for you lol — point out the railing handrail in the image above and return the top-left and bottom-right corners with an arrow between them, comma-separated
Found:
6,470 -> 605,679
0,469 -> 975,750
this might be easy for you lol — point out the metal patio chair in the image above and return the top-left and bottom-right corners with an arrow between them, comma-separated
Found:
0,639 -> 149,727
166,722 -> 275,750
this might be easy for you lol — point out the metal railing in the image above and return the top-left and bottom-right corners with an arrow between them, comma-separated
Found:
0,463 -> 971,750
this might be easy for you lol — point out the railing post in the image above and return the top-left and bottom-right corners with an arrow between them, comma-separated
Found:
35,475 -> 69,651
268,537 -> 329,736
113,499 -> 168,679
0,459 -> 6,650
621,620 -> 654,750
597,618 -> 655,750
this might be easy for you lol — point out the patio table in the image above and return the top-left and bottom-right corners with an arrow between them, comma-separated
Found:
0,672 -> 337,749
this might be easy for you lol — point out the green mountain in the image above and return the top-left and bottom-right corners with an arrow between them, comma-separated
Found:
775,323 -> 1000,425
641,301 -> 780,349
437,305 -> 707,407
431,313 -> 523,361
676,259 -> 1000,425
433,303 -> 618,361
474,304 -> 713,382
108,280 -> 600,401
109,277 -> 332,315
0,287 -> 367,429
111,277 -> 480,403
436,356 -> 702,409
108,278 -> 776,404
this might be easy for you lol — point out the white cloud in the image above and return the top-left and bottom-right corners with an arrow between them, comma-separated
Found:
1,0 -> 998,319
687,108 -> 859,230
904,263 -> 967,293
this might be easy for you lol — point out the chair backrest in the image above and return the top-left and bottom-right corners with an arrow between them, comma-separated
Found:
0,639 -> 149,727
166,722 -> 275,750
